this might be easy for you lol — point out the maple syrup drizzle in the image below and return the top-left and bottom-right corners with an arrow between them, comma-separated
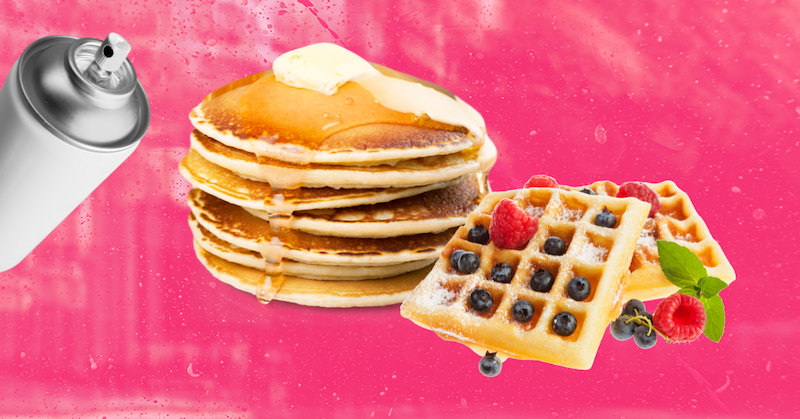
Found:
248,140 -> 315,305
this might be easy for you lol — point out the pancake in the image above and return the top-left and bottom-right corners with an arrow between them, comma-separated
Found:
189,67 -> 484,165
190,214 -> 435,280
243,173 -> 487,238
193,241 -> 431,307
188,189 -> 455,266
179,149 -> 469,211
190,129 -> 497,189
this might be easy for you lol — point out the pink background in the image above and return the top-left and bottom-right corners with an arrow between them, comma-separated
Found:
0,0 -> 797,417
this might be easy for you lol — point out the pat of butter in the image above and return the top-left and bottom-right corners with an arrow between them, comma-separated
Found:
272,43 -> 486,142
273,43 -> 374,96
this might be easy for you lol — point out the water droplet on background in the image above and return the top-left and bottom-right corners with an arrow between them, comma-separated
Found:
594,124 -> 607,144
753,208 -> 765,220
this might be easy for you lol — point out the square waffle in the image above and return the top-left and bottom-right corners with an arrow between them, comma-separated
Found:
400,187 -> 650,370
567,181 -> 736,302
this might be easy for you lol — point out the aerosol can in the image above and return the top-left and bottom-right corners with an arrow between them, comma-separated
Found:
0,33 -> 150,272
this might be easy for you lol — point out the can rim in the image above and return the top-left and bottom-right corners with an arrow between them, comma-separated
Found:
17,35 -> 150,154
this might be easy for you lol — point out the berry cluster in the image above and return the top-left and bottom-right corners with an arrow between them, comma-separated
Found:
609,299 -> 658,349
610,294 -> 708,349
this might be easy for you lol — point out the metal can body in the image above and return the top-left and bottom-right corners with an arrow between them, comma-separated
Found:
0,35 -> 148,272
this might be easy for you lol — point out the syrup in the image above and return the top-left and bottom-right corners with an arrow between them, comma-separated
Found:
245,126 -> 315,304
196,44 -> 490,304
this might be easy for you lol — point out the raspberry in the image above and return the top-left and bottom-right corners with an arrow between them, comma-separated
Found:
653,293 -> 706,343
524,175 -> 559,189
489,199 -> 538,249
616,182 -> 662,217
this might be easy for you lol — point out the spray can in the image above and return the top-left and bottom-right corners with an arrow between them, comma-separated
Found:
0,33 -> 150,272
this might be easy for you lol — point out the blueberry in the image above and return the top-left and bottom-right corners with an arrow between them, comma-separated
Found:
511,300 -> 534,322
490,262 -> 514,283
543,237 -> 567,256
579,188 -> 596,195
551,312 -> 577,336
623,299 -> 646,317
594,207 -> 617,228
530,269 -> 555,293
567,276 -> 591,301
467,225 -> 490,245
641,311 -> 654,326
468,288 -> 493,313
634,325 -> 657,349
609,316 -> 635,341
458,251 -> 480,274
479,351 -> 502,377
449,249 -> 466,269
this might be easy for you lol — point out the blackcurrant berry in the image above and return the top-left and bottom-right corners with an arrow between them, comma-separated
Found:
551,312 -> 577,336
543,237 -> 567,256
609,316 -> 635,341
468,288 -> 493,313
511,300 -> 534,322
490,262 -> 514,283
467,225 -> 490,245
530,269 -> 555,293
567,276 -> 591,301
634,325 -> 657,349
457,251 -> 480,274
479,351 -> 502,377
594,207 -> 617,228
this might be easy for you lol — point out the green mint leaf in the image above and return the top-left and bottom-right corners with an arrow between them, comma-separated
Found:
698,276 -> 728,298
701,295 -> 725,342
657,241 -> 707,287
678,285 -> 701,299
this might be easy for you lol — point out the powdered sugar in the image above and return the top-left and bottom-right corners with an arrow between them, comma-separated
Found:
674,233 -> 697,243
638,230 -> 657,248
561,208 -> 584,222
578,242 -> 608,264
526,205 -> 545,218
417,272 -> 458,310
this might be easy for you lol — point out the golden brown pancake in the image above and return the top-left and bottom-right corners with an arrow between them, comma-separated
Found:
178,149 -> 469,211
189,130 -> 496,188
244,173 -> 486,238
190,214 -> 435,280
189,71 -> 481,165
193,241 -> 432,307
188,189 -> 455,265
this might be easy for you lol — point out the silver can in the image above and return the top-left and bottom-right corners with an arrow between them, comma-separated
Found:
0,33 -> 150,272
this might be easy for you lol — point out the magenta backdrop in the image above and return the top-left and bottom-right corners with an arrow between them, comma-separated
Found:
0,0 -> 797,417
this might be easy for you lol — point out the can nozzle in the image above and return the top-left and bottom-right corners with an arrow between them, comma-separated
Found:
84,33 -> 131,89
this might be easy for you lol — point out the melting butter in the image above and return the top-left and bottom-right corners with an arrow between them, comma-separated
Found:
273,43 -> 486,143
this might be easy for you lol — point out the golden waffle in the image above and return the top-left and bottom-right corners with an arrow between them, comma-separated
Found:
566,181 -> 735,301
400,188 -> 650,370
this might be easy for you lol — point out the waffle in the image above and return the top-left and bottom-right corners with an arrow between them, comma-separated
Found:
400,187 -> 650,370
566,181 -> 735,301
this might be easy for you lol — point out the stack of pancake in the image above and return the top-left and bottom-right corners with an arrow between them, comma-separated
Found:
179,43 -> 497,307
